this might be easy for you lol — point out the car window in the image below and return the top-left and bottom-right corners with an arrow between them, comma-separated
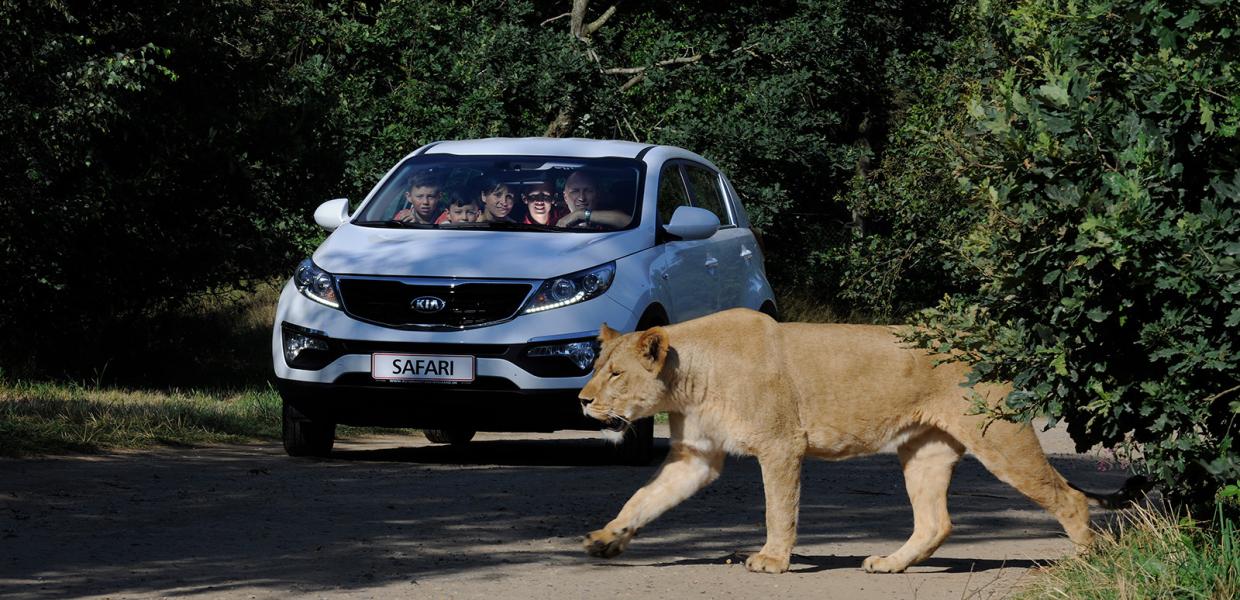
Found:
657,164 -> 691,225
352,156 -> 642,232
683,165 -> 732,226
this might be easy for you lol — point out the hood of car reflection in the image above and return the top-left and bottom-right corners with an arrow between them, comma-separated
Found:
312,225 -> 645,279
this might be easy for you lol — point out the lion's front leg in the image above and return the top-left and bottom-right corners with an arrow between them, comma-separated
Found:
745,449 -> 805,574
584,438 -> 724,559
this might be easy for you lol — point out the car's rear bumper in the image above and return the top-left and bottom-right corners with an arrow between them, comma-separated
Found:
275,377 -> 602,432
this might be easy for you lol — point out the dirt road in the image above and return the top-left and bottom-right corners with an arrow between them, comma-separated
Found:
1,424 -> 1129,599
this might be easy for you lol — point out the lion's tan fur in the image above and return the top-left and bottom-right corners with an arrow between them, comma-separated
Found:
579,308 -> 1095,574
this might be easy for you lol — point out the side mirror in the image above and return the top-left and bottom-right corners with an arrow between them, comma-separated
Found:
663,206 -> 720,241
314,198 -> 350,231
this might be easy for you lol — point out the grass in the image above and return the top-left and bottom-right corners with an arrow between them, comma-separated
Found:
0,380 -> 284,456
1016,503 -> 1240,600
775,289 -> 891,324
0,281 -> 416,457
0,282 -> 289,456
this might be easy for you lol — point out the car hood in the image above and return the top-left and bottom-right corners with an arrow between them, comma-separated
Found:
312,224 -> 648,279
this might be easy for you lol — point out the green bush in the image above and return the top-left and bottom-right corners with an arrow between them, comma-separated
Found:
907,0 -> 1240,506
0,0 -> 339,373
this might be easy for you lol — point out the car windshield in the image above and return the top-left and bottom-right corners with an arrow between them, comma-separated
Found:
354,155 -> 643,232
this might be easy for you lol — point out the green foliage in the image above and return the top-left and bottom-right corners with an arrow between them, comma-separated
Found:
813,0 -> 996,317
0,0 -> 340,373
1017,502 -> 1240,599
907,0 -> 1240,506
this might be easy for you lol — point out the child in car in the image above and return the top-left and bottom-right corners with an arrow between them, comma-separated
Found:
394,172 -> 444,224
440,192 -> 482,224
522,176 -> 564,226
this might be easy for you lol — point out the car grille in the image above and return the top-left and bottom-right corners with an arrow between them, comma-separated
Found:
337,278 -> 533,329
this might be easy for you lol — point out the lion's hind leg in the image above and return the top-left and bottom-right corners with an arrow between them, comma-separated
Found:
863,428 -> 964,573
948,417 -> 1094,548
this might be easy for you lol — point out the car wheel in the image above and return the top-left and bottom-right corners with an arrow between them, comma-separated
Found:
423,429 -> 477,445
282,399 -> 335,457
611,416 -> 655,465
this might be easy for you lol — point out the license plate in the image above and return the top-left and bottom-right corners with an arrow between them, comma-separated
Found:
371,353 -> 475,383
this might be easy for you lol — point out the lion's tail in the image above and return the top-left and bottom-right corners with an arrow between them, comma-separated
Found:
1068,475 -> 1152,510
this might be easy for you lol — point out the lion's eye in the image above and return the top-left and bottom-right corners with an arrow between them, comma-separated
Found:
609,371 -> 621,380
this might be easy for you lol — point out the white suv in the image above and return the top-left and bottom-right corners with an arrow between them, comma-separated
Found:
272,137 -> 776,462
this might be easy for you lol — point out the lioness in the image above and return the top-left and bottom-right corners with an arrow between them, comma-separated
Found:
579,308 -> 1141,574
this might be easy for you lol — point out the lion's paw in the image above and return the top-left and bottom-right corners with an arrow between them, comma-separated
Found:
744,552 -> 790,574
583,527 -> 632,558
862,555 -> 907,574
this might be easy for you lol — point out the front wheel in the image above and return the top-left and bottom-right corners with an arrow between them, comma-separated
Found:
423,429 -> 476,445
611,417 -> 655,465
282,400 -> 335,457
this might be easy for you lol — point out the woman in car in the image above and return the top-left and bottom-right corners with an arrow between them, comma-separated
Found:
476,176 -> 516,222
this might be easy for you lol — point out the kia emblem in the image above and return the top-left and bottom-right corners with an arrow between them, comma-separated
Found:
411,296 -> 446,313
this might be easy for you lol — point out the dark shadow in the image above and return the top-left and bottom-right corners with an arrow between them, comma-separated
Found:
330,436 -> 669,467
648,552 -> 1041,573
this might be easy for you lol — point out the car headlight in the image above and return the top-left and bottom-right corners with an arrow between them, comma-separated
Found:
521,262 -> 615,314
293,258 -> 341,308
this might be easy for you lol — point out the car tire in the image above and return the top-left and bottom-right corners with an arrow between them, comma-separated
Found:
611,416 -> 655,466
423,429 -> 476,445
282,399 -> 336,457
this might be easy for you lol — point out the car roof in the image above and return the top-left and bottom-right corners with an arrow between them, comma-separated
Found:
419,137 -> 656,159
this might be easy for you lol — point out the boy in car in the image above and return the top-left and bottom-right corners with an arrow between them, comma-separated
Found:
394,172 -> 444,224
522,176 -> 563,226
441,192 -> 482,224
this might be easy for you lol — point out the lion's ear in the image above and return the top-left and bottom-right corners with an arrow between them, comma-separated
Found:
636,327 -> 670,374
599,323 -> 620,343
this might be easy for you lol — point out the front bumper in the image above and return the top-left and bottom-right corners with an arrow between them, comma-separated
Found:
276,378 -> 600,432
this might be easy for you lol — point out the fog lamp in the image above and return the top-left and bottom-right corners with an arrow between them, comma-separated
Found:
527,341 -> 598,371
283,330 -> 329,366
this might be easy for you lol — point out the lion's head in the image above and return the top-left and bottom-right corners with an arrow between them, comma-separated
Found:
579,323 -> 672,432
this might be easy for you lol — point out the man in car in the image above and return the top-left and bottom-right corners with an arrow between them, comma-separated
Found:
394,172 -> 444,224
556,168 -> 631,229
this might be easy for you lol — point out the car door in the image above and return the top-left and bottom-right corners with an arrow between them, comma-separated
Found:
653,161 -> 719,322
681,163 -> 750,310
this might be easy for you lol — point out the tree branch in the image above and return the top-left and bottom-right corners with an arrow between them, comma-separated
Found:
603,54 -> 702,75
584,5 -> 617,35
604,54 -> 703,91
540,12 -> 571,27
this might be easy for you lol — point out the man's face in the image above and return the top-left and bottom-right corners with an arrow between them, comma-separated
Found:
483,185 -> 514,218
406,186 -> 441,220
563,172 -> 599,211
524,183 -> 556,216
446,203 -> 480,223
